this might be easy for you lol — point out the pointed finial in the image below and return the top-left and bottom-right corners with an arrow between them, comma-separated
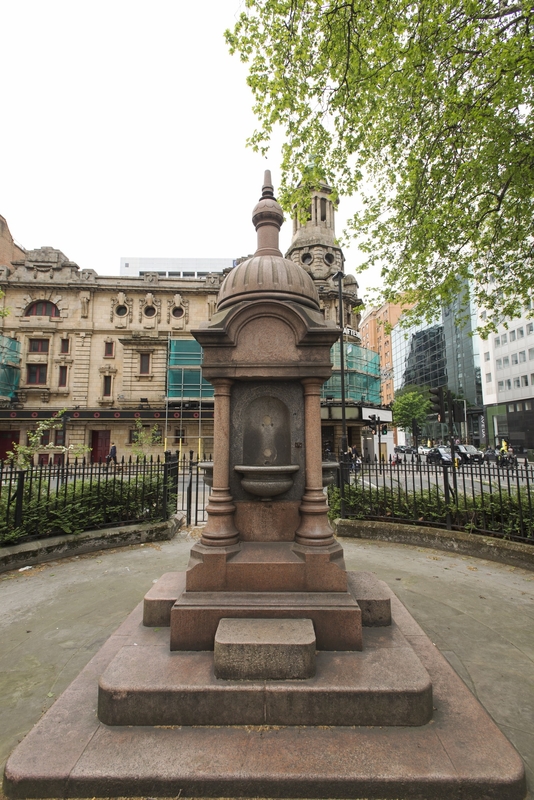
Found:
261,170 -> 274,199
252,170 -> 284,256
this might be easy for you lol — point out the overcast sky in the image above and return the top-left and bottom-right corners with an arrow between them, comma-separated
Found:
1,0 -> 377,298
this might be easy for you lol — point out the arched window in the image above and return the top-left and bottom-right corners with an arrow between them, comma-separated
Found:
25,301 -> 60,317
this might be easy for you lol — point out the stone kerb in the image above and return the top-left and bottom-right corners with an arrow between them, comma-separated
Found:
334,518 -> 534,570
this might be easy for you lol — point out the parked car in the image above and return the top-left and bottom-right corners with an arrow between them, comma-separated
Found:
426,446 -> 453,465
418,445 -> 430,455
394,445 -> 406,454
483,448 -> 498,462
403,446 -> 418,455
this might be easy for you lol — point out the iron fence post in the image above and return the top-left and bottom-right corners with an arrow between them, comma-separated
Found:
14,469 -> 25,528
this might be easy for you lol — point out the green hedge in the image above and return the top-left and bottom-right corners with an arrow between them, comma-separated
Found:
0,476 -> 173,545
328,483 -> 534,540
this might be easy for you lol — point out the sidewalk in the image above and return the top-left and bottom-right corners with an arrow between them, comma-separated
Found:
0,529 -> 532,799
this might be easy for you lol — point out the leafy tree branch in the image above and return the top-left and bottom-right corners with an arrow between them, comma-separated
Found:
226,0 -> 534,334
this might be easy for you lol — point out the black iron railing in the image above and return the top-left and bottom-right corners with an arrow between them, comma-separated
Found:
330,456 -> 534,543
0,452 -> 182,545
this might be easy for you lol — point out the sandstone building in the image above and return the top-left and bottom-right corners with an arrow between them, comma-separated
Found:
0,182 -> 385,463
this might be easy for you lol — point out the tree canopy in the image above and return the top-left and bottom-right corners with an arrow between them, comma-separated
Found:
226,0 -> 534,333
392,389 -> 430,431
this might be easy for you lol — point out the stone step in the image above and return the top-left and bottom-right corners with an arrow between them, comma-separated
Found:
170,586 -> 362,651
97,621 -> 432,727
214,617 -> 316,680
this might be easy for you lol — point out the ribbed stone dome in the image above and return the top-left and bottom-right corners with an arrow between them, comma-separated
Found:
217,172 -> 320,311
218,254 -> 320,311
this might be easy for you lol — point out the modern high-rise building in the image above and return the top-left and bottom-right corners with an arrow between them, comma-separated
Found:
391,296 -> 483,445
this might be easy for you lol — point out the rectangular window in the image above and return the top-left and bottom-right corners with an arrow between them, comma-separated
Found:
517,403 -> 523,411
517,327 -> 524,338
503,356 -> 510,367
140,353 -> 150,374
529,348 -> 534,360
502,333 -> 508,344
40,430 -> 50,446
508,404 -> 515,412
104,341 -> 114,357
527,323 -> 534,334
532,374 -> 534,385
525,400 -> 532,410
496,359 -> 502,369
484,351 -> 490,361
519,351 -> 526,362
58,365 -> 68,387
506,379 -> 512,390
60,338 -> 69,354
174,428 -> 186,443
514,377 -> 521,388
29,339 -> 49,353
485,372 -> 492,383
27,364 -> 47,384
498,381 -> 504,391
55,429 -> 65,446
495,336 -> 501,346
512,353 -> 519,365
521,375 -> 529,387
510,330 -> 516,342
103,375 -> 112,396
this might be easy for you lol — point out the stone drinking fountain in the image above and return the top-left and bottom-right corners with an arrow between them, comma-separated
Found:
4,173 -> 526,800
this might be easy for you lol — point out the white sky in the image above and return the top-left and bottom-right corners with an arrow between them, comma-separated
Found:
1,0 -> 377,298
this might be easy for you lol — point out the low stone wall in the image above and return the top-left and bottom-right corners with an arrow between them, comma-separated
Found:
0,513 -> 184,574
334,518 -> 534,571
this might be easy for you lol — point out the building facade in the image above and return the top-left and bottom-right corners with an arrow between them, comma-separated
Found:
359,303 -> 406,407
479,310 -> 534,452
391,297 -> 483,445
0,245 -> 221,463
0,181 -> 387,464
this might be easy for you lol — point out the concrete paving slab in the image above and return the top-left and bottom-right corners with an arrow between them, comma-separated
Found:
0,532 -> 532,798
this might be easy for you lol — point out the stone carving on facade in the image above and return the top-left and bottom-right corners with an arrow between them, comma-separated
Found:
110,292 -> 133,325
207,295 -> 217,320
139,292 -> 161,324
80,292 -> 90,318
205,273 -> 221,288
14,292 -> 65,319
167,293 -> 189,327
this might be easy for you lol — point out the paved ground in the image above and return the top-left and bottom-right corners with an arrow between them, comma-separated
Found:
0,528 -> 533,799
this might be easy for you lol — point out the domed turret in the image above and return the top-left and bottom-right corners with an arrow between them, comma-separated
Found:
217,172 -> 320,311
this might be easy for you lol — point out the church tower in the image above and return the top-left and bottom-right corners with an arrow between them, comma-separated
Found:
285,179 -> 361,334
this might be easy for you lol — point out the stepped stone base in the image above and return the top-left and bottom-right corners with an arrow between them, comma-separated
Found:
97,617 -> 432,726
143,568 -> 391,652
4,588 -> 526,799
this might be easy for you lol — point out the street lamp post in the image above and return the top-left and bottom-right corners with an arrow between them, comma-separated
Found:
333,272 -> 349,515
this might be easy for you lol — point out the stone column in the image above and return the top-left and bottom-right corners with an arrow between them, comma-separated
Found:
201,378 -> 239,547
295,377 -> 335,547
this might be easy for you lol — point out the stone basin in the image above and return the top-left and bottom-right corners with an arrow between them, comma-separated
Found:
234,464 -> 299,500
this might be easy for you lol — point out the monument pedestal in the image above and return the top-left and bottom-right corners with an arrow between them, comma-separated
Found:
4,578 -> 526,800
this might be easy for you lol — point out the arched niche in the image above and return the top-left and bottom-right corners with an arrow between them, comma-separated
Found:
242,395 -> 291,466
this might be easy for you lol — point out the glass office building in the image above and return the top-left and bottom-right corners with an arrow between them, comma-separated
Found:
322,343 -> 381,405
391,300 -> 483,444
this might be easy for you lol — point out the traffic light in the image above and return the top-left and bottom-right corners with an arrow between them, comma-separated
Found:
381,425 -> 388,435
368,414 -> 377,432
429,387 -> 446,422
453,401 -> 465,423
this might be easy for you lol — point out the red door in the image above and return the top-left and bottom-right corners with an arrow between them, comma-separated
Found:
91,430 -> 110,463
0,430 -> 19,461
